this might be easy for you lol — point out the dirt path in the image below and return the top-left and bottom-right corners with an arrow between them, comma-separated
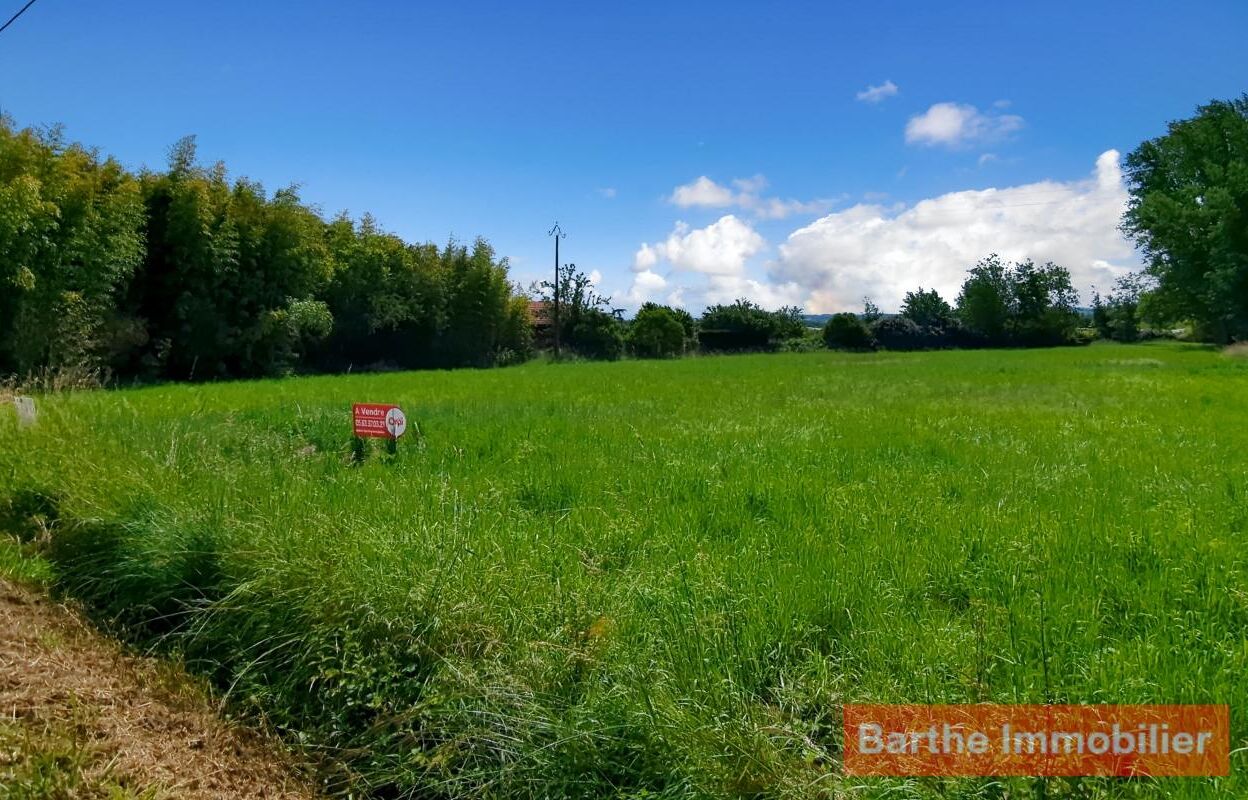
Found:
0,577 -> 319,799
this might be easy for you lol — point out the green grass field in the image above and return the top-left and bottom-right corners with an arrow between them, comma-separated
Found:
2,342 -> 1246,798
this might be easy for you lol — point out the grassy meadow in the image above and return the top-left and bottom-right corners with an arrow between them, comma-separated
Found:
2,342 -> 1246,798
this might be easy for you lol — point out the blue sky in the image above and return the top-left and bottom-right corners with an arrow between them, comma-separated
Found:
2,0 -> 1245,311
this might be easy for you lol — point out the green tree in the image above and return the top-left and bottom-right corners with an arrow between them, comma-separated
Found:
0,119 -> 535,380
822,312 -> 874,351
0,119 -> 146,374
1009,259 -> 1079,345
699,299 -> 802,351
128,137 -> 332,378
628,303 -> 686,358
954,255 -> 1078,346
956,254 -> 1012,342
319,215 -> 440,369
1122,96 -> 1248,342
669,306 -> 698,350
540,263 -> 623,359
900,288 -> 954,330
440,238 -> 520,366
862,297 -> 882,324
1102,272 -> 1154,342
1090,291 -> 1113,339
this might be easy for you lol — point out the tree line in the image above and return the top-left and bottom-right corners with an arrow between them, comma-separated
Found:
546,95 -> 1248,359
0,118 -> 532,381
820,255 -> 1084,352
2,95 -> 1244,380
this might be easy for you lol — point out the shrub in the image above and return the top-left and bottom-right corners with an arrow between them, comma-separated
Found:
822,313 -> 874,351
569,309 -> 625,361
628,304 -> 686,358
698,300 -> 781,352
871,316 -> 925,350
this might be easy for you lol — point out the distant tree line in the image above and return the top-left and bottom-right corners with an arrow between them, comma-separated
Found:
0,118 -> 532,381
501,95 -> 1248,363
3,95 -> 1244,381
821,255 -> 1084,352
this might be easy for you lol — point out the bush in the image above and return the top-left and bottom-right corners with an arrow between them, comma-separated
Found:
871,316 -> 926,350
822,313 -> 874,351
568,309 -> 625,361
628,304 -> 687,358
698,300 -> 805,352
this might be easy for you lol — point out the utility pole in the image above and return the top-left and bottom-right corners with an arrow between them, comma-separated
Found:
548,222 -> 565,358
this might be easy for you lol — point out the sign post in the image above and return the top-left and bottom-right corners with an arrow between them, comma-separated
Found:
352,403 -> 407,456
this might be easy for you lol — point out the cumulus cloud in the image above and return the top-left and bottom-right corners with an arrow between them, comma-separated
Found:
621,269 -> 668,304
624,273 -> 805,312
700,275 -> 806,308
905,102 -> 1024,147
770,149 -> 1138,312
633,215 -> 765,276
624,215 -> 790,308
669,176 -> 737,208
667,175 -> 832,220
856,80 -> 899,104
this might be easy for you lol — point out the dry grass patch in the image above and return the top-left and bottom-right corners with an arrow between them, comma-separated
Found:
0,578 -> 318,800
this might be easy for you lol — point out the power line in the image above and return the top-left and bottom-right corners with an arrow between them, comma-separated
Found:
0,0 -> 39,36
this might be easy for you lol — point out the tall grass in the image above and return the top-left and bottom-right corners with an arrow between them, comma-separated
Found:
1,342 -> 1245,798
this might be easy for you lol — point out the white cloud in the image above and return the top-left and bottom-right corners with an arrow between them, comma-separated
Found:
754,197 -> 837,220
625,273 -> 805,312
732,174 -> 768,194
856,80 -> 899,104
701,276 -> 806,308
667,175 -> 832,220
770,149 -> 1139,312
633,243 -> 660,271
624,216 -> 807,311
634,215 -> 765,276
978,153 -> 998,167
596,187 -> 617,199
905,102 -> 1024,148
622,269 -> 668,304
670,176 -> 737,208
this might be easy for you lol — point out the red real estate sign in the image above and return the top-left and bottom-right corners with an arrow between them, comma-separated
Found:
352,403 -> 408,439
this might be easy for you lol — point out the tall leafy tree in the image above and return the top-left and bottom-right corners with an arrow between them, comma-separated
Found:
899,288 -> 954,330
955,255 -> 1079,346
440,238 -> 528,366
0,119 -> 145,374
1122,96 -> 1248,342
956,254 -> 1012,342
128,137 -> 333,378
